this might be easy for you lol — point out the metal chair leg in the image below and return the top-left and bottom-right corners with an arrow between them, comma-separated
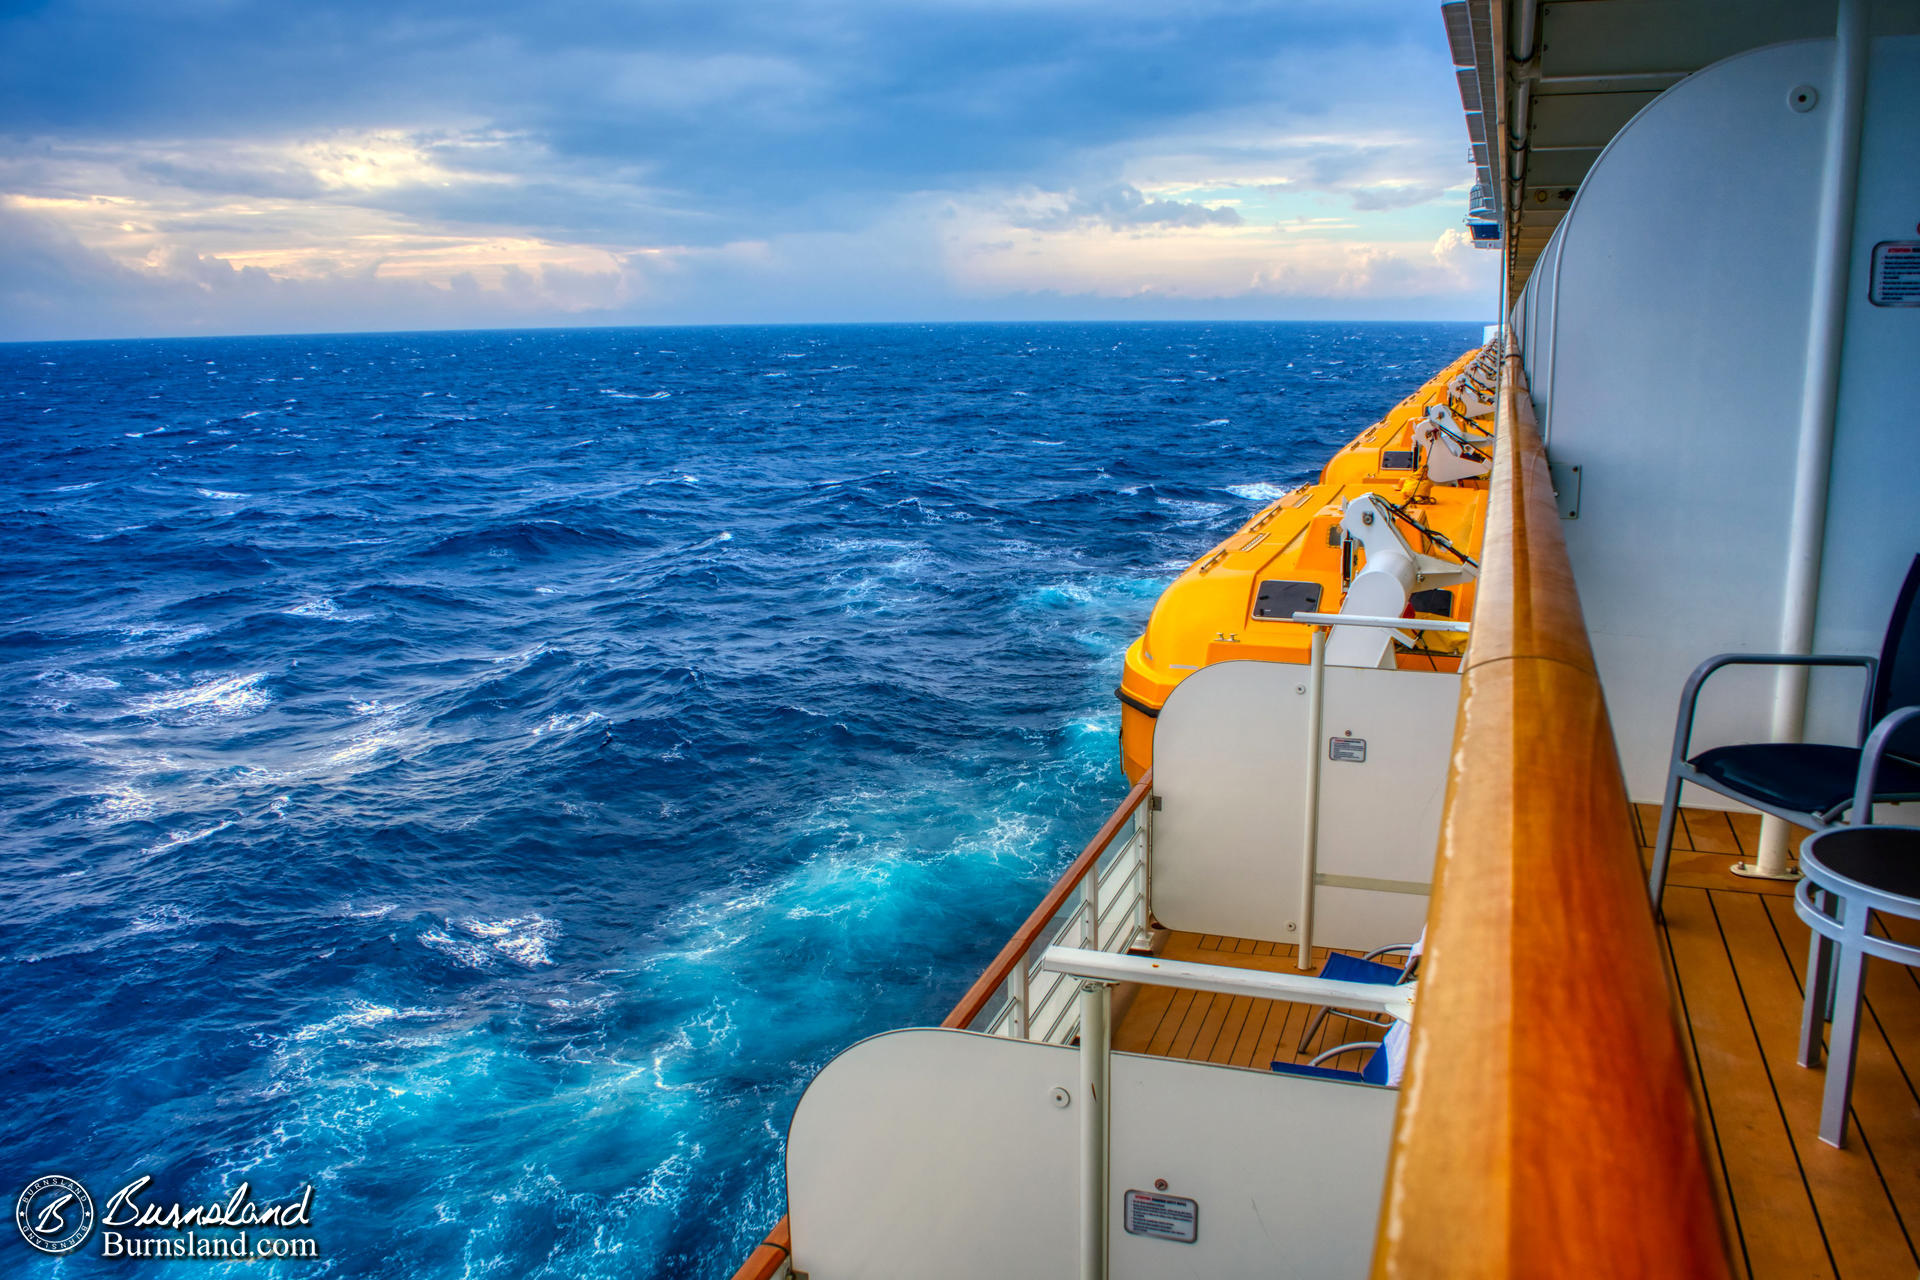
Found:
1798,889 -> 1835,1068
1648,765 -> 1686,916
1297,1006 -> 1329,1055
1818,902 -> 1870,1149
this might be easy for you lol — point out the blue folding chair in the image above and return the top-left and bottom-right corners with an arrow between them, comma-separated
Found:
1296,943 -> 1418,1054
1272,1018 -> 1407,1086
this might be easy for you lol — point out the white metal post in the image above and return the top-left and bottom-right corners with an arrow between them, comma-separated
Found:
1298,625 -> 1327,970
1755,0 -> 1869,880
1077,980 -> 1111,1280
1082,852 -> 1101,950
1135,804 -> 1151,938
1010,941 -> 1030,1040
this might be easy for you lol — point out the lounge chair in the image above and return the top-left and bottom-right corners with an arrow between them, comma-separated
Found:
1647,555 -> 1920,912
1272,1018 -> 1409,1086
1296,942 -> 1419,1054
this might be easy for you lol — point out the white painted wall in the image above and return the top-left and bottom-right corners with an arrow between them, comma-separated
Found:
786,1029 -> 1396,1279
1518,35 -> 1920,802
1149,659 -> 1454,949
788,1030 -> 1080,1280
1108,1051 -> 1395,1279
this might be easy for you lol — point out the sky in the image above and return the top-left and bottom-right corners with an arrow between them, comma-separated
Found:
0,0 -> 1497,340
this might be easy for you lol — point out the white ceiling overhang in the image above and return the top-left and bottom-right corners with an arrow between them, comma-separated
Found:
1439,0 -> 1920,302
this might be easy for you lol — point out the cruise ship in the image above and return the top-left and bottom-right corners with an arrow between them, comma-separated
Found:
732,1 -> 1920,1275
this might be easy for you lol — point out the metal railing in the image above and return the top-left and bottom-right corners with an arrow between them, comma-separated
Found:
981,814 -> 1148,1043
946,770 -> 1155,1042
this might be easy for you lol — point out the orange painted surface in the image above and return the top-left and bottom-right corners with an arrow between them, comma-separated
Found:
1118,345 -> 1494,781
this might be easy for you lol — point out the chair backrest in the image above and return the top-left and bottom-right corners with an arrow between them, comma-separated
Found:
1361,1045 -> 1391,1086
1871,554 -> 1920,761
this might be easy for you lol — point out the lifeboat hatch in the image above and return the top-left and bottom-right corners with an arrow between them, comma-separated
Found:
1251,580 -> 1323,621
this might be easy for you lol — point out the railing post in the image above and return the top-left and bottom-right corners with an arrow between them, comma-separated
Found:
1135,803 -> 1152,938
1010,942 -> 1030,1040
1077,979 -> 1112,1280
1082,851 -> 1101,950
1298,624 -> 1327,970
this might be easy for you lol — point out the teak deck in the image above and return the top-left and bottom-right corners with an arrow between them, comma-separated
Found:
1111,806 -> 1920,1280
1111,932 -> 1401,1069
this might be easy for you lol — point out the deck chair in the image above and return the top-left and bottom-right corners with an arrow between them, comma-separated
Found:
1647,555 -> 1920,912
1296,941 -> 1420,1054
1272,1018 -> 1408,1086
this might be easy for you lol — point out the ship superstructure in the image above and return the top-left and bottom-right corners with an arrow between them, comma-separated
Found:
732,2 -> 1920,1276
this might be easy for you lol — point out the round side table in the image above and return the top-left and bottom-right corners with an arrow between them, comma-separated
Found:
1795,824 -> 1920,1148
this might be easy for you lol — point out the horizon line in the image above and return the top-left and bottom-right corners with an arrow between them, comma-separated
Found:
2,316 -> 1497,347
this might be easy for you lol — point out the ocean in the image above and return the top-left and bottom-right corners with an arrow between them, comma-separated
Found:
0,321 -> 1479,1276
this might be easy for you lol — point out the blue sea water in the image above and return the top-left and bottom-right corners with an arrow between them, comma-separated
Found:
0,321 -> 1477,1277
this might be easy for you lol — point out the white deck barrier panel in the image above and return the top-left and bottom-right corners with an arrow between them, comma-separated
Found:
1150,656 -> 1460,953
786,1028 -> 1397,1280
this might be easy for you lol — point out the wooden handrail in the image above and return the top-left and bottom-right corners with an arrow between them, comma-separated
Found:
942,768 -> 1153,1029
730,768 -> 1154,1278
727,1215 -> 791,1280
1370,348 -> 1733,1276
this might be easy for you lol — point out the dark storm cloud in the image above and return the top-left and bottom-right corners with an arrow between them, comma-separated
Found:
0,1 -> 1497,337
0,0 -> 1434,242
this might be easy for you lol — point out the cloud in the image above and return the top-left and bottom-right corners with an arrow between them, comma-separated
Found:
1348,182 -> 1447,212
0,0 -> 1495,337
1010,184 -> 1242,231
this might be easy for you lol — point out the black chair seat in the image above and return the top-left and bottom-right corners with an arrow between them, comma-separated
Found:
1689,743 -> 1920,816
1802,825 -> 1920,900
1794,823 -> 1920,1148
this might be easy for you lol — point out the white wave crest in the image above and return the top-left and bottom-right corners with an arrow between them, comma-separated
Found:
531,711 -> 607,738
128,904 -> 195,934
90,788 -> 157,823
1155,496 -> 1229,522
142,819 -> 235,855
133,672 -> 270,721
424,915 -> 559,969
38,669 -> 121,691
1226,482 -> 1290,502
330,700 -> 410,765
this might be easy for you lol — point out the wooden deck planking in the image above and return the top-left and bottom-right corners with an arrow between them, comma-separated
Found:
1686,808 -> 1743,855
1114,931 -> 1405,1074
1758,894 -> 1920,1257
1661,885 -> 1834,1279
1639,798 -> 1809,898
1647,809 -> 1918,1278
1143,985 -> 1198,1057
1709,888 -> 1911,1279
